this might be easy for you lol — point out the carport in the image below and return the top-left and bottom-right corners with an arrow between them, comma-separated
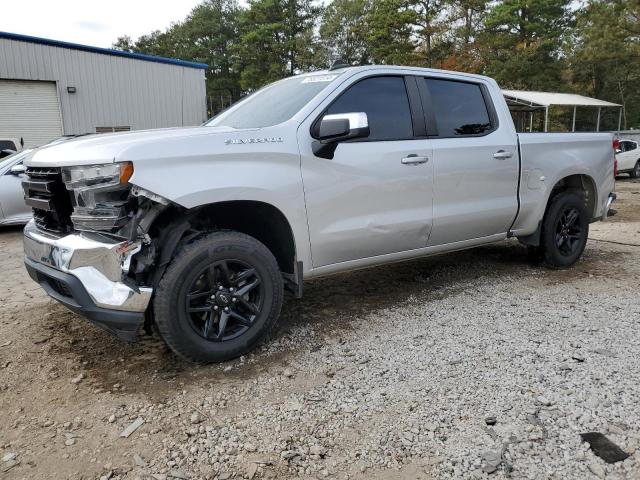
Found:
502,90 -> 622,133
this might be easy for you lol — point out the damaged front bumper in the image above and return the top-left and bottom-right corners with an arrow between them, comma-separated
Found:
23,220 -> 152,341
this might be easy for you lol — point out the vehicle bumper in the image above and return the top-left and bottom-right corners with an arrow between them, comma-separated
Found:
23,220 -> 152,341
602,192 -> 617,221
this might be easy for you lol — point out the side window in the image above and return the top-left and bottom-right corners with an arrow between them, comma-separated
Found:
628,142 -> 638,152
0,140 -> 17,151
326,76 -> 414,141
424,79 -> 492,136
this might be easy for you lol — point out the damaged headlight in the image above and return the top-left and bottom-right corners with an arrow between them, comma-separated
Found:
62,162 -> 134,232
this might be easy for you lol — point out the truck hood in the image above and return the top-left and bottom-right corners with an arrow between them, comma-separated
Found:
25,126 -> 243,167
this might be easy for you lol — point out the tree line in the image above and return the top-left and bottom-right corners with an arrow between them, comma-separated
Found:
113,0 -> 640,129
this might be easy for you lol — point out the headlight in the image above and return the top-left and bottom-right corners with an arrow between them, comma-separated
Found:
62,162 -> 134,232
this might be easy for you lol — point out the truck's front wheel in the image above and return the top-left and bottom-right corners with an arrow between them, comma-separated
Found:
538,190 -> 589,268
154,231 -> 283,363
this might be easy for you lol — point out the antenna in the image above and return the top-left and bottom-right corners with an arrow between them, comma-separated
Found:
329,58 -> 350,71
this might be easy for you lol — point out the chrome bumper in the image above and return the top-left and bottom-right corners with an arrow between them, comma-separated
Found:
23,220 -> 152,312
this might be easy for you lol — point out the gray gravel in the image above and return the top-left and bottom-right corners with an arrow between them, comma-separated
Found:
93,239 -> 639,479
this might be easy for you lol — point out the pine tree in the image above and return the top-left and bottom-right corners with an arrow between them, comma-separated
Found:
320,0 -> 373,65
234,0 -> 322,91
570,0 -> 640,128
480,0 -> 573,90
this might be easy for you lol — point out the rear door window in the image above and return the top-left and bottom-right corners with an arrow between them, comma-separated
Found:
326,76 -> 414,141
423,79 -> 493,137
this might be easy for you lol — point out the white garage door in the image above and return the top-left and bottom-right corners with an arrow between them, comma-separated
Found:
0,80 -> 63,148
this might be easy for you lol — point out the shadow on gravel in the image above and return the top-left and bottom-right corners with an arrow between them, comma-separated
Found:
36,238 -> 621,399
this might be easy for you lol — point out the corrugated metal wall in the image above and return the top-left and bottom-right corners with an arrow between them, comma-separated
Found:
0,37 -> 207,136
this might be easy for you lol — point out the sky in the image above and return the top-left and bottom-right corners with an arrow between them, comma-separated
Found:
0,0 -> 202,49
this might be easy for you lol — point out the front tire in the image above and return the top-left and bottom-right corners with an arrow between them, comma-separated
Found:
539,190 -> 589,268
154,231 -> 283,363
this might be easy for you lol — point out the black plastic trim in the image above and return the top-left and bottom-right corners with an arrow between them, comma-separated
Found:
404,76 -> 427,137
25,257 -> 144,342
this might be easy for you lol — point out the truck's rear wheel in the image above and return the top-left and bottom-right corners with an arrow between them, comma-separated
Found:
631,161 -> 640,178
539,190 -> 589,268
154,231 -> 283,363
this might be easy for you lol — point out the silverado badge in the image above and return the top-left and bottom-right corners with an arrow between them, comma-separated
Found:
225,137 -> 284,145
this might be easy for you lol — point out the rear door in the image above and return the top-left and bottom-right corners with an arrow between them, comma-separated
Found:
418,77 -> 519,246
300,75 -> 434,267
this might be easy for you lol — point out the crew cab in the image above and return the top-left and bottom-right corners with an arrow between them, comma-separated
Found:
22,66 -> 616,362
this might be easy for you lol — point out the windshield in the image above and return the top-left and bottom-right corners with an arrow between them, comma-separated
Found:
205,73 -> 341,129
0,149 -> 31,171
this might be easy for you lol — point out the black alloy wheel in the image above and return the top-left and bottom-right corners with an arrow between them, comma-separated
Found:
554,206 -> 583,257
538,190 -> 589,268
154,231 -> 283,363
185,260 -> 263,342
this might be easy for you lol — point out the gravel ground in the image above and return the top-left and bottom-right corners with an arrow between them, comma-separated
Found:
1,179 -> 639,480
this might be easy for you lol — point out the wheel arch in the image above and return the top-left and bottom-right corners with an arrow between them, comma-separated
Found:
145,199 -> 298,278
548,174 -> 598,220
186,200 -> 298,274
517,173 -> 598,247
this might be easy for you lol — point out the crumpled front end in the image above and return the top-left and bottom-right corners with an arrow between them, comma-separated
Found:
23,220 -> 152,341
21,163 -> 168,342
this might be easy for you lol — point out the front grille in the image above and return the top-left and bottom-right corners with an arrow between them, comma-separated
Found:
23,167 -> 74,233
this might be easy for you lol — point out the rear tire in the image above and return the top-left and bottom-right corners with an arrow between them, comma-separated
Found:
154,231 -> 283,363
539,190 -> 589,268
631,161 -> 640,179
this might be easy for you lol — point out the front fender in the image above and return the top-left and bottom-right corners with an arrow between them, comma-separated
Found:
121,129 -> 311,270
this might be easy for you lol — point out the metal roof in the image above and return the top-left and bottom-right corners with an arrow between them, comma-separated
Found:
502,90 -> 621,107
0,31 -> 208,70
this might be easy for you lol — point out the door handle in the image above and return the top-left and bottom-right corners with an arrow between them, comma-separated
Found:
493,150 -> 513,160
401,155 -> 429,165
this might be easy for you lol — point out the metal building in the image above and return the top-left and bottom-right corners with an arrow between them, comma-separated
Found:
0,32 -> 207,148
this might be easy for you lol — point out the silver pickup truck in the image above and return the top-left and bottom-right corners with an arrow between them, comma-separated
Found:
22,66 -> 616,362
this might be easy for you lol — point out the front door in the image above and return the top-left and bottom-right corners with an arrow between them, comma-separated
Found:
300,75 -> 434,267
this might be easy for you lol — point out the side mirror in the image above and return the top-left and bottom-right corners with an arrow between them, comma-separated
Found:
9,164 -> 26,175
615,148 -> 622,154
312,112 -> 369,159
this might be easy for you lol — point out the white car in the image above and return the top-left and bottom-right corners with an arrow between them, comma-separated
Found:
0,137 -> 23,159
0,149 -> 32,225
616,139 -> 640,178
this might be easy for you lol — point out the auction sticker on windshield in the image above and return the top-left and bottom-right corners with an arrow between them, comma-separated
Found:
301,75 -> 339,83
